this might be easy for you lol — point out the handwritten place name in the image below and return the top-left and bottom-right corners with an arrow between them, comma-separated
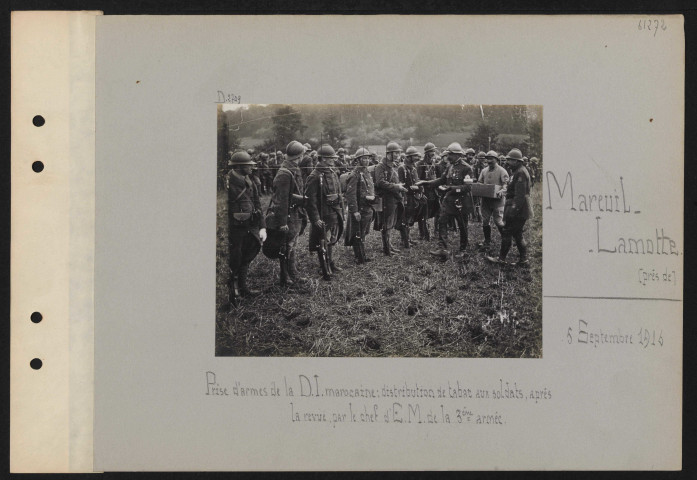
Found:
545,171 -> 682,257
216,91 -> 241,104
566,319 -> 663,349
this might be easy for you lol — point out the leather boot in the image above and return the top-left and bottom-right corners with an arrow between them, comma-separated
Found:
288,251 -> 307,284
328,245 -> 342,272
353,243 -> 364,264
400,227 -> 410,249
238,264 -> 260,296
478,225 -> 491,249
381,230 -> 391,255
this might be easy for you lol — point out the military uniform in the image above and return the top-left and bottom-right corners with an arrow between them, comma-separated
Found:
305,165 -> 345,273
499,165 -> 532,263
426,158 -> 475,254
397,161 -> 426,247
266,159 -> 306,281
416,151 -> 440,239
344,167 -> 375,262
299,153 -> 315,182
477,160 -> 509,248
374,159 -> 405,254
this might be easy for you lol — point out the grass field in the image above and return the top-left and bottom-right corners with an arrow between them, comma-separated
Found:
216,184 -> 542,357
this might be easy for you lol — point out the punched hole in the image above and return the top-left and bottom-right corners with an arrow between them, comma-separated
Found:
32,115 -> 45,127
30,358 -> 43,370
32,161 -> 44,173
30,312 -> 42,323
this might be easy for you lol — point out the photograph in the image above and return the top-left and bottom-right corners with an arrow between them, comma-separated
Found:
216,104 -> 543,357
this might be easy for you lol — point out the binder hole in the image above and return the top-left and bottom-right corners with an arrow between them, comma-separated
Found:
32,161 -> 44,173
30,312 -> 43,323
33,115 -> 45,127
30,358 -> 43,370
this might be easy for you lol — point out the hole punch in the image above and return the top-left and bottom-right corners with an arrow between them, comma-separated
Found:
30,358 -> 43,370
32,161 -> 44,173
32,115 -> 45,127
30,312 -> 42,323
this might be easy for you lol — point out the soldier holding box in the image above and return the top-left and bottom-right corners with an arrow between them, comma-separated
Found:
477,150 -> 509,250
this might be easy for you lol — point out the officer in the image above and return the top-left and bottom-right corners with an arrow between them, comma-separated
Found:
305,144 -> 345,278
415,142 -> 439,240
374,141 -> 408,255
266,140 -> 308,285
477,150 -> 509,250
487,148 -> 532,266
345,147 -> 376,263
398,146 -> 426,248
226,151 -> 267,305
416,142 -> 474,259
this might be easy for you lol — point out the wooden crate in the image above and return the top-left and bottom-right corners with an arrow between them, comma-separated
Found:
470,183 -> 501,198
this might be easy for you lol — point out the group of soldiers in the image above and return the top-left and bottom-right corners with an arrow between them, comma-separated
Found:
224,139 -> 536,306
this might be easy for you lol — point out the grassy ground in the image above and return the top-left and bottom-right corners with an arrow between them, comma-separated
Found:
216,185 -> 542,357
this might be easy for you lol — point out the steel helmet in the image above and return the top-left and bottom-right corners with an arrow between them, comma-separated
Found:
476,151 -> 486,159
354,147 -> 371,158
303,143 -> 311,150
424,142 -> 436,153
337,148 -> 345,154
246,148 -> 255,155
276,150 -> 283,156
446,142 -> 465,155
485,150 -> 499,159
405,146 -> 419,157
317,144 -> 338,158
465,148 -> 476,155
386,141 -> 402,153
506,148 -> 524,161
286,140 -> 306,160
530,156 -> 539,163
230,151 -> 256,166
260,152 -> 269,160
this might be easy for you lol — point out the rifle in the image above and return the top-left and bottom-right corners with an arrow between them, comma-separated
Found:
317,173 -> 332,280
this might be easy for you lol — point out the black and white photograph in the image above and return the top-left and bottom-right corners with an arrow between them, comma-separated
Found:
216,104 -> 543,357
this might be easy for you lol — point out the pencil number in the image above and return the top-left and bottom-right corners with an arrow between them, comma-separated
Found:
638,18 -> 667,37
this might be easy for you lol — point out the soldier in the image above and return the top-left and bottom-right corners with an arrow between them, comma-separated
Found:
226,151 -> 267,306
477,150 -> 509,251
265,141 -> 308,285
398,146 -> 426,248
374,141 -> 409,255
415,142 -> 439,240
529,156 -> 539,187
256,152 -> 270,194
299,145 -> 316,182
305,144 -> 345,279
344,147 -> 376,263
336,148 -> 349,174
470,151 -> 487,222
501,154 -> 513,176
465,148 -> 476,167
487,148 -> 532,266
369,152 -> 379,165
416,142 -> 475,259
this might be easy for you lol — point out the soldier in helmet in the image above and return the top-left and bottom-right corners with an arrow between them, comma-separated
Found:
299,145 -> 316,182
477,150 -> 509,251
266,141 -> 309,285
374,141 -> 409,255
398,146 -> 426,248
256,152 -> 270,194
465,148 -> 476,167
335,148 -> 349,175
305,144 -> 345,278
529,156 -> 539,187
416,142 -> 440,240
344,147 -> 376,263
487,148 -> 532,266
416,142 -> 475,259
226,151 -> 267,306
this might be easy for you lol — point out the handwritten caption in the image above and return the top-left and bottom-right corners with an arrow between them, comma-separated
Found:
205,372 -> 552,427
566,319 -> 663,349
216,91 -> 241,104
637,18 -> 668,37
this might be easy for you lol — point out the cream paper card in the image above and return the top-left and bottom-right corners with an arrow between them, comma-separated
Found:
11,13 -> 683,471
